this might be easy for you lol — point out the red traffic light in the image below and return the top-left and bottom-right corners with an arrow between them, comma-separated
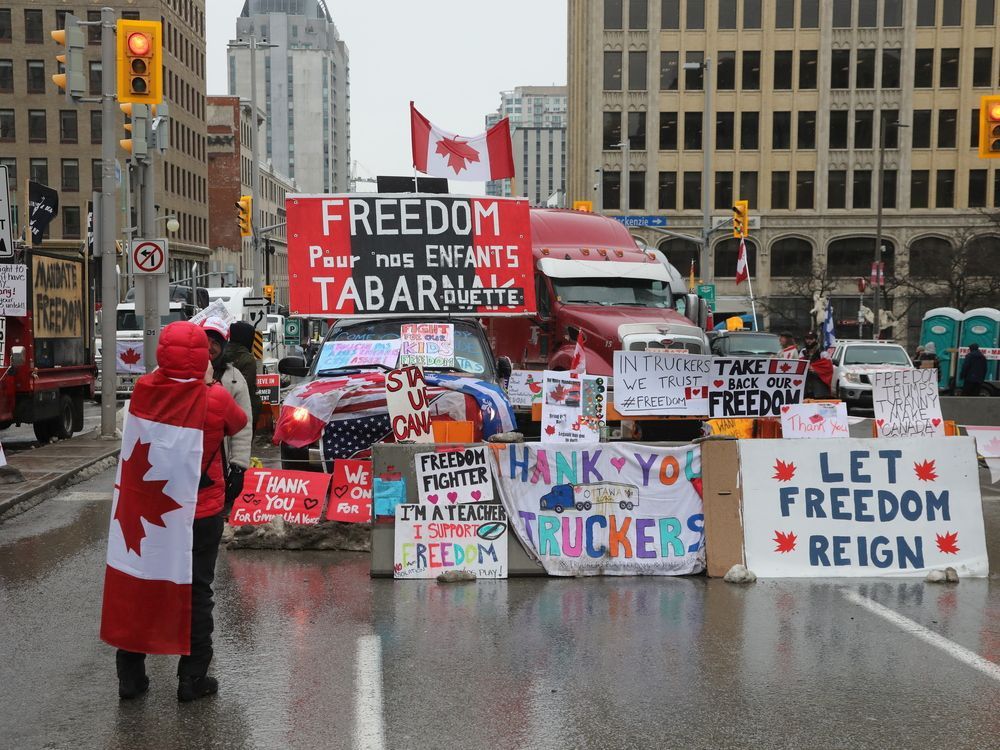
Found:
988,102 -> 1000,121
127,32 -> 151,56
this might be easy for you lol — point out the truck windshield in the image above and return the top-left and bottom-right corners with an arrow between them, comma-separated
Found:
553,278 -> 673,308
116,310 -> 186,330
843,346 -> 911,366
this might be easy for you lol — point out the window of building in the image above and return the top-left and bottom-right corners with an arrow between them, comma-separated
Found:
854,110 -> 874,149
853,170 -> 872,208
661,0 -> 680,28
86,10 -> 101,44
743,0 -> 761,28
912,110 -> 932,147
832,0 -> 852,27
0,10 -> 11,42
603,171 -> 621,210
801,0 -> 819,27
715,238 -> 757,278
829,111 -> 848,148
715,172 -> 733,210
28,110 -> 46,142
741,111 -> 759,149
605,0 -> 623,28
629,0 -> 648,28
973,48 -> 992,88
942,3 -> 961,25
658,172 -> 677,209
0,59 -> 11,92
939,49 -> 959,88
742,50 -> 760,90
938,110 -> 957,148
916,0 -> 936,26
629,170 -> 645,209
604,52 -> 622,90
683,171 -> 701,209
880,110 -> 900,148
717,51 -> 735,90
24,10 -> 43,43
971,108 -> 981,148
994,172 -> 1000,207
58,110 -> 77,144
856,49 -> 875,88
882,49 -> 901,88
685,52 -> 704,90
89,61 -> 101,95
602,112 -> 622,149
881,170 -> 897,208
61,159 -> 79,192
771,238 -> 813,276
798,50 -> 817,89
716,112 -> 735,149
91,159 -> 102,192
775,0 -> 794,27
774,51 -> 793,89
795,171 -> 815,209
911,170 -> 930,208
914,49 -> 934,88
62,205 -> 80,239
27,60 -> 45,93
771,171 -> 790,209
686,0 -> 705,28
969,169 -> 988,207
977,0 -> 995,26
660,51 -> 679,90
909,236 -> 952,277
29,158 -> 47,185
828,237 -> 895,277
936,170 -> 955,207
740,171 -> 758,208
684,111 -> 703,149
659,112 -> 678,149
628,51 -> 647,90
828,170 -> 847,209
831,50 -> 851,89
884,0 -> 903,25
90,110 -> 101,144
0,110 -> 14,141
772,111 -> 791,149
857,0 -> 877,26
797,111 -> 816,149
628,111 -> 646,150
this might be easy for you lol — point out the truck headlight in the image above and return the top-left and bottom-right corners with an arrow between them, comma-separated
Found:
843,373 -> 863,385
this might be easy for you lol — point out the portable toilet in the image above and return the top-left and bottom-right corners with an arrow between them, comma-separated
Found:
920,307 -> 962,389
958,308 -> 1000,386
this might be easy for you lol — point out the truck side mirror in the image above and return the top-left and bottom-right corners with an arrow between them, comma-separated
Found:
278,356 -> 308,377
496,356 -> 513,382
682,294 -> 700,325
10,346 -> 26,367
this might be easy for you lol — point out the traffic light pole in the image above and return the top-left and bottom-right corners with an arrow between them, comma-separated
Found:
248,37 -> 261,294
140,157 -> 158,371
99,7 -> 119,438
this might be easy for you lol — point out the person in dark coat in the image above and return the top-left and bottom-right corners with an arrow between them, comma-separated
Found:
961,343 -> 989,396
225,321 -> 261,432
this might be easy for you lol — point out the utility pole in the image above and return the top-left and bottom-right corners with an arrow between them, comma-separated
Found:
872,117 -> 907,341
140,149 -> 158,370
614,140 -> 630,213
701,58 -> 713,284
99,8 -> 118,438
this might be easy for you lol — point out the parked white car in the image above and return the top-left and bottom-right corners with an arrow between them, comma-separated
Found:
830,341 -> 915,408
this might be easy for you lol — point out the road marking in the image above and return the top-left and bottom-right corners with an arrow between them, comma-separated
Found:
354,634 -> 386,750
842,590 -> 1000,683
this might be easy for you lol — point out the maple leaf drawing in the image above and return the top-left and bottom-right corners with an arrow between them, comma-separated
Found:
119,347 -> 142,366
914,459 -> 938,482
772,459 -> 796,482
935,531 -> 960,554
113,438 -> 181,555
548,383 -> 568,403
544,424 -> 556,436
435,136 -> 481,174
773,530 -> 797,553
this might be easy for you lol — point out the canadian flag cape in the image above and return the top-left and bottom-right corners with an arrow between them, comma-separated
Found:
100,371 -> 207,655
410,102 -> 515,181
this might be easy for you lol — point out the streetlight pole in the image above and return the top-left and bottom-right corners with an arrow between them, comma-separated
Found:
873,118 -> 907,340
613,140 -> 630,213
683,58 -> 712,283
99,7 -> 118,438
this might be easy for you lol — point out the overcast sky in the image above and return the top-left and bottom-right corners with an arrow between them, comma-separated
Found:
205,1 -> 567,193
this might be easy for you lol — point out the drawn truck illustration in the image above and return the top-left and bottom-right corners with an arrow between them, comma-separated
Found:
539,482 -> 639,513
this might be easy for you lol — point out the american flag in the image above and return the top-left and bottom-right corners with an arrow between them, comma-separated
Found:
322,413 -> 391,470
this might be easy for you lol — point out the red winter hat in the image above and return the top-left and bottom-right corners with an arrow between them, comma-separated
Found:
200,316 -> 230,345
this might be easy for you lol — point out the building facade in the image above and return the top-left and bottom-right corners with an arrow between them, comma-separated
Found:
486,86 -> 568,205
568,0 -> 1000,346
228,0 -> 350,194
0,1 -> 211,285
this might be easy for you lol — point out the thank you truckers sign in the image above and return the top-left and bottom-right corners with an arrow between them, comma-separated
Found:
285,194 -> 536,317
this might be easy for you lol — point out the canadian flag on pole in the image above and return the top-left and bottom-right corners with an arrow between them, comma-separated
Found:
569,331 -> 587,377
735,238 -> 749,285
100,373 -> 206,655
410,102 -> 515,182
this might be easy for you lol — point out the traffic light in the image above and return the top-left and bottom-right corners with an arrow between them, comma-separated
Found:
979,95 -> 1000,158
116,19 -> 162,105
119,103 -> 148,161
263,285 -> 275,304
237,196 -> 253,237
732,200 -> 749,238
51,14 -> 86,102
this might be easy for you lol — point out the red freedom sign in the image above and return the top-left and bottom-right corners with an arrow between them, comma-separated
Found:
228,468 -> 332,526
285,194 -> 536,317
327,459 -> 373,523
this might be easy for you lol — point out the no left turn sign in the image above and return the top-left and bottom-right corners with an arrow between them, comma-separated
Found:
131,238 -> 168,275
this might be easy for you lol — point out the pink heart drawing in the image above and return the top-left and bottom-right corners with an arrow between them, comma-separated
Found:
471,490 -> 482,501
932,418 -> 942,427
713,380 -> 724,388
447,491 -> 458,503
427,494 -> 439,504
611,457 -> 626,472
781,405 -> 791,414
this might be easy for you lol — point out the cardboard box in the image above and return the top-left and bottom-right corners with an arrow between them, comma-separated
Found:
701,439 -> 745,577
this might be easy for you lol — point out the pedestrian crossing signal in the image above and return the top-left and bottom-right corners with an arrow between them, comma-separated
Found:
979,95 -> 1000,158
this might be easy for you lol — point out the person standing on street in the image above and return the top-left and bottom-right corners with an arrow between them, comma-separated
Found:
778,331 -> 799,359
918,341 -> 940,371
225,320 -> 261,434
961,343 -> 988,396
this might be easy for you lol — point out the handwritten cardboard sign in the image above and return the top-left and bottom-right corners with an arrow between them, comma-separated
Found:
708,357 -> 807,417
327,459 -> 373,522
780,402 -> 849,439
739,437 -> 988,577
317,339 -> 401,371
506,370 -> 544,408
394,502 -> 508,579
189,299 -> 237,327
32,255 -> 84,338
400,323 -> 454,368
385,365 -> 434,443
414,446 -> 494,505
872,368 -> 944,437
613,351 -> 711,415
540,371 -> 606,443
0,263 -> 27,316
228,468 -> 331,526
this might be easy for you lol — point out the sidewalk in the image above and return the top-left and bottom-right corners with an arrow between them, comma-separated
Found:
0,431 -> 121,520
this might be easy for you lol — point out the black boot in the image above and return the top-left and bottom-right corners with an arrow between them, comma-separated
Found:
118,674 -> 150,700
177,675 -> 218,702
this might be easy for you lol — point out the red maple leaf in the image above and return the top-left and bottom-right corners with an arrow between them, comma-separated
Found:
544,424 -> 556,436
935,531 -> 960,554
113,438 -> 181,555
119,347 -> 142,365
549,383 -> 568,403
773,530 -> 797,553
772,459 -> 796,481
914,459 -> 938,482
435,137 -> 480,174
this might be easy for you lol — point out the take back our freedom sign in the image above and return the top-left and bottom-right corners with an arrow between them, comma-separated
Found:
285,194 -> 535,317
739,437 -> 988,577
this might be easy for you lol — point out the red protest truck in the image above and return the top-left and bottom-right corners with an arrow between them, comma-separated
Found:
0,250 -> 96,441
483,208 -> 710,376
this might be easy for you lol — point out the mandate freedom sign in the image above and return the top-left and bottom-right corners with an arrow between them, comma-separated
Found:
491,442 -> 705,576
739,437 -> 988,577
286,194 -> 536,317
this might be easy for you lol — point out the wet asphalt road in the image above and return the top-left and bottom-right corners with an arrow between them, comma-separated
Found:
2,465 -> 1000,749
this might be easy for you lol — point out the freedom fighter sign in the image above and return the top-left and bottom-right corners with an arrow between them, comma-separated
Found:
739,437 -> 988,577
285,194 -> 535,317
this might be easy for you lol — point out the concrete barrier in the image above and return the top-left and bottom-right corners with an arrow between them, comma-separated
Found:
939,396 -> 1000,427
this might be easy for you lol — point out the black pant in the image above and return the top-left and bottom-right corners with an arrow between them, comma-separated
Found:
116,513 -> 226,680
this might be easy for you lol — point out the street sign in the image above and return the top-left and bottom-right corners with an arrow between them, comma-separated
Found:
131,238 -> 168,275
284,318 -> 301,341
610,215 -> 667,228
243,296 -> 268,329
0,165 -> 13,258
696,283 -> 716,312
